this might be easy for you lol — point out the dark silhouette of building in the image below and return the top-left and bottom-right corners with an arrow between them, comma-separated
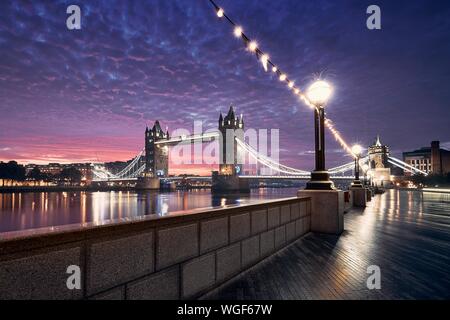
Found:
403,141 -> 450,175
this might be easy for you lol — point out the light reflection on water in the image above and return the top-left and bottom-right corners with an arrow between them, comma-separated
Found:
0,188 -> 299,233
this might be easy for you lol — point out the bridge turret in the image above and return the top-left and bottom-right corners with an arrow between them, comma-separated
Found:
367,134 -> 391,187
218,105 -> 244,176
213,106 -> 249,193
368,135 -> 390,169
145,120 -> 169,178
218,113 -> 223,128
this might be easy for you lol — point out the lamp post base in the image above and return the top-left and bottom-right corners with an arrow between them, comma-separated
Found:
297,189 -> 344,235
349,186 -> 367,207
351,180 -> 363,188
305,170 -> 335,190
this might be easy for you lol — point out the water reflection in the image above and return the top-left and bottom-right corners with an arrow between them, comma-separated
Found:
0,188 -> 299,233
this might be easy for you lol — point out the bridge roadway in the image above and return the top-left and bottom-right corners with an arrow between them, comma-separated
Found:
93,175 -> 356,182
154,131 -> 219,146
203,189 -> 450,300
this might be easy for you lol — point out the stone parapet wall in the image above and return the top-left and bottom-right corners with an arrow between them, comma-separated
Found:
0,197 -> 311,300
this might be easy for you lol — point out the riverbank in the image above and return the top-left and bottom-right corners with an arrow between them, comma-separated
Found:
421,187 -> 450,193
0,185 -> 136,193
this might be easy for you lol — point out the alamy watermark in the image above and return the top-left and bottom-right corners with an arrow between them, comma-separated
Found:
366,265 -> 381,289
366,5 -> 381,30
66,5 -> 81,30
65,5 -> 381,33
167,121 -> 280,175
66,265 -> 81,290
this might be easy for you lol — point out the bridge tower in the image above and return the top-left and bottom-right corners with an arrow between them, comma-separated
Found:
138,121 -> 169,190
218,105 -> 244,176
367,135 -> 391,187
144,120 -> 169,177
212,105 -> 249,193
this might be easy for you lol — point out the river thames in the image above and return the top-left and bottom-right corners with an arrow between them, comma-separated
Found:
0,188 -> 302,233
1,188 -> 449,235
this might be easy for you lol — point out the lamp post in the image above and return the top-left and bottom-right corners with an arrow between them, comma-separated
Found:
305,80 -> 334,190
362,164 -> 369,186
351,144 -> 363,188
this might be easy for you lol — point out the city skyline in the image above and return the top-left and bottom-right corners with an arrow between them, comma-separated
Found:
1,0 -> 450,175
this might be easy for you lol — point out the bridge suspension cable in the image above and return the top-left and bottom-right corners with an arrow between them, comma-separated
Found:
208,0 -> 357,158
328,156 -> 368,174
236,138 -> 310,175
92,148 -> 146,181
92,166 -> 116,180
237,137 -> 369,176
387,156 -> 428,175
154,131 -> 220,145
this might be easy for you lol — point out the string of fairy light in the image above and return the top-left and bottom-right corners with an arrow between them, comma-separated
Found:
208,0 -> 357,158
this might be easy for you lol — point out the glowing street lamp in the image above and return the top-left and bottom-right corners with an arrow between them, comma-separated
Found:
305,80 -> 334,190
351,144 -> 363,188
307,80 -> 333,106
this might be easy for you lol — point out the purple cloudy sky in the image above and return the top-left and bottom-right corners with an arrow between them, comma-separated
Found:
0,0 -> 449,174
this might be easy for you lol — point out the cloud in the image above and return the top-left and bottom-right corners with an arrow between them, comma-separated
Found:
0,0 -> 449,170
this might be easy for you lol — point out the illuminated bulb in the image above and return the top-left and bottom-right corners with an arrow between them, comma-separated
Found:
351,144 -> 362,156
288,81 -> 294,88
233,26 -> 243,38
294,88 -> 300,94
272,66 -> 277,73
279,74 -> 286,81
248,41 -> 258,52
306,80 -> 333,106
216,8 -> 224,18
260,54 -> 269,71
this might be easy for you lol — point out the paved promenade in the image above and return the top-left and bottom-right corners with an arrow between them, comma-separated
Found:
204,190 -> 450,299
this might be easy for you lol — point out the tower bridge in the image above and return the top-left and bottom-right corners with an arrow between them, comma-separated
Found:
92,105 -> 426,191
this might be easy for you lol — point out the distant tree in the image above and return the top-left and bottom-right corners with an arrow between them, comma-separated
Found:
410,174 -> 426,187
59,167 -> 82,186
41,172 -> 54,183
10,161 -> 26,181
426,174 -> 447,187
27,167 -> 43,186
411,173 -> 450,187
0,161 -> 25,186
0,162 -> 7,186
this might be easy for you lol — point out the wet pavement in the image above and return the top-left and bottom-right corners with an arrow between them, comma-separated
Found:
204,190 -> 450,299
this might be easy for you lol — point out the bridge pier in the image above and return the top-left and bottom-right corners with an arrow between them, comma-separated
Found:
136,176 -> 160,190
211,172 -> 249,193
